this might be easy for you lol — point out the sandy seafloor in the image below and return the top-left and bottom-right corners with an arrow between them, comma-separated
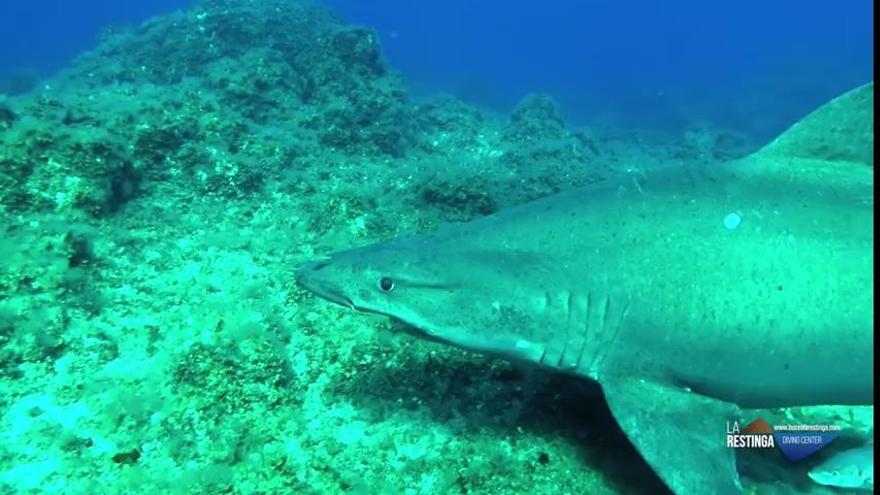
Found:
0,1 -> 872,494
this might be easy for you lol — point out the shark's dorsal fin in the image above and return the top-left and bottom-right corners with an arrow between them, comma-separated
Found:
733,83 -> 873,201
754,82 -> 874,167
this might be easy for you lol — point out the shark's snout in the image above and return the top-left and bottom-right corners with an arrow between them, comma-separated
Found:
295,258 -> 353,307
297,258 -> 330,276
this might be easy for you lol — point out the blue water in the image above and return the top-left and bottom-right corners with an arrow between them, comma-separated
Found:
1,0 -> 185,75
0,0 -> 873,137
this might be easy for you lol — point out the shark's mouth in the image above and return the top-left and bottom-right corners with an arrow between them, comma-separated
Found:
387,316 -> 549,365
389,319 -> 453,346
325,293 -> 356,310
298,280 -> 355,309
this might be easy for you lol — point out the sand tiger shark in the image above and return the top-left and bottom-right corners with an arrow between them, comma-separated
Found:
295,83 -> 874,494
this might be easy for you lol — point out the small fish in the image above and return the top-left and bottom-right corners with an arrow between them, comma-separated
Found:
808,444 -> 874,491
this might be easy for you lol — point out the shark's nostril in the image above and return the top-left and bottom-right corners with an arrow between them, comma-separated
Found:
310,261 -> 330,271
295,260 -> 330,287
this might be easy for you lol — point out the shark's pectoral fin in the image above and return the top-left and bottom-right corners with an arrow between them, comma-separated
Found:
602,377 -> 744,495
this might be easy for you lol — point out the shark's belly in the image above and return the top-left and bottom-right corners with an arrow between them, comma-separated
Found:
669,322 -> 874,407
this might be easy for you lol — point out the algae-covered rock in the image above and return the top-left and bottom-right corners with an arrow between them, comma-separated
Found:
0,96 -> 139,216
411,96 -> 494,155
503,93 -> 569,143
0,98 -> 15,129
672,126 -> 753,162
67,0 -> 412,157
0,0 -> 418,217
417,172 -> 499,220
498,93 -> 608,203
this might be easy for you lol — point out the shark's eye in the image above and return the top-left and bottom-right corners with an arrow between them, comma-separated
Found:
378,277 -> 395,293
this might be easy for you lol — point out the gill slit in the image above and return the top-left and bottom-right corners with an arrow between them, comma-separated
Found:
559,290 -> 574,369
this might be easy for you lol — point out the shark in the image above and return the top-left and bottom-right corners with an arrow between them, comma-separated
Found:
295,83 -> 874,494
808,443 -> 874,491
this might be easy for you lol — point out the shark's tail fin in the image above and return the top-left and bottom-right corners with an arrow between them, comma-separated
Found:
753,82 -> 874,167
